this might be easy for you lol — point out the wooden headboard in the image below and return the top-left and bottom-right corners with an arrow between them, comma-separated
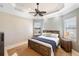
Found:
43,30 -> 59,34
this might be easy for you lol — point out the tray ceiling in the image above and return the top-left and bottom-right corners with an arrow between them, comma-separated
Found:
15,3 -> 64,14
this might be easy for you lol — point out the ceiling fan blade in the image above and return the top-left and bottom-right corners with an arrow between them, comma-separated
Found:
35,9 -> 37,12
35,9 -> 40,13
29,12 -> 36,13
40,11 -> 46,13
34,13 -> 37,16
39,13 -> 43,16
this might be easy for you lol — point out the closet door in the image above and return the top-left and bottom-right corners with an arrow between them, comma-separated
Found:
0,32 -> 4,56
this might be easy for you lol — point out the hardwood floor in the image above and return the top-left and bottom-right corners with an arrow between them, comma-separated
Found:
7,44 -> 73,56
7,44 -> 41,56
56,47 -> 72,56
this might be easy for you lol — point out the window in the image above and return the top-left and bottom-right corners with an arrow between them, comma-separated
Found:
64,16 -> 77,41
33,19 -> 43,36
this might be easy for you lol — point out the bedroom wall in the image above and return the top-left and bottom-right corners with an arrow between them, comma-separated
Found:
43,16 -> 63,37
62,8 -> 79,52
0,12 -> 33,48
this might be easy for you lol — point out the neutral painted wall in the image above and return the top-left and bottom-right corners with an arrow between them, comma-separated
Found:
62,8 -> 79,52
0,12 -> 33,48
43,16 -> 63,37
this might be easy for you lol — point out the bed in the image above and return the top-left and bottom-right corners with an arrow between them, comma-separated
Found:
28,30 -> 60,56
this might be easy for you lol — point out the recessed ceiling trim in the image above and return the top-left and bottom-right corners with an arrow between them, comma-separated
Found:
44,3 -> 79,18
0,3 -> 34,19
15,3 -> 64,15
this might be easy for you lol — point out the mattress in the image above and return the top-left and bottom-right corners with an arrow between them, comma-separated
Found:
28,37 -> 59,56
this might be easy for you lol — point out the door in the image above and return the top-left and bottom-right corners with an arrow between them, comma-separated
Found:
0,32 -> 4,56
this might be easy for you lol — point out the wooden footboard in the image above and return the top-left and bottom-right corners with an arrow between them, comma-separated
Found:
28,40 -> 51,56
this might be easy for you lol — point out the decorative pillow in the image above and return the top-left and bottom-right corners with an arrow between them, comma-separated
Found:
42,33 -> 59,38
42,33 -> 52,37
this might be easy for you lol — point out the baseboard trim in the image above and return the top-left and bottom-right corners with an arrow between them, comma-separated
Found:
72,49 -> 79,56
5,41 -> 28,50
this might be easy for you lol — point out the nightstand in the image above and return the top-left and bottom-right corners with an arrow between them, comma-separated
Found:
60,38 -> 72,52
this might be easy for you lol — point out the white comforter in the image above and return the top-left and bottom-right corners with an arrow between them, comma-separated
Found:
28,36 -> 59,56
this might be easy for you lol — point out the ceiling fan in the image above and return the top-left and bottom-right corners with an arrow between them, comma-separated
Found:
29,3 -> 46,16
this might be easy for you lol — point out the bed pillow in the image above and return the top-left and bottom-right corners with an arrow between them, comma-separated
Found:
50,33 -> 59,38
42,33 -> 52,37
42,33 -> 59,38
38,36 -> 45,38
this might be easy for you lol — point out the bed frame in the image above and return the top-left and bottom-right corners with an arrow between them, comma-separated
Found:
28,30 -> 60,56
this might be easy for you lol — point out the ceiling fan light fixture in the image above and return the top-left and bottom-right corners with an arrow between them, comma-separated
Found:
29,3 -> 46,16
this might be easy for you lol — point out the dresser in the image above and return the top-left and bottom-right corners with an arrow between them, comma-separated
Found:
61,38 -> 72,52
